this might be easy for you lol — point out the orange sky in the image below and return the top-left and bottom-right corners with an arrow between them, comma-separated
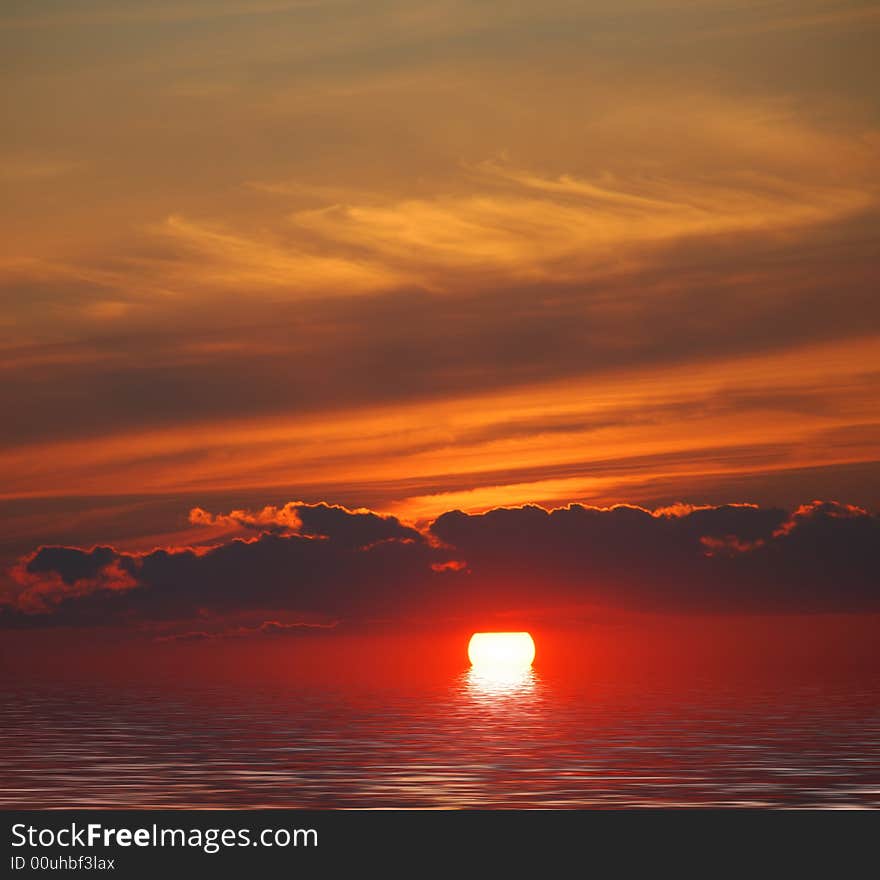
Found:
1,0 -> 878,553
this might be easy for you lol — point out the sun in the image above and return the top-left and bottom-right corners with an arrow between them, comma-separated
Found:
468,632 -> 535,670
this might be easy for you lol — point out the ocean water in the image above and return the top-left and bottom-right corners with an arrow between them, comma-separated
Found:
2,666 -> 879,809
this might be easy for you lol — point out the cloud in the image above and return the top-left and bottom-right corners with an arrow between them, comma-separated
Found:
8,549 -> 138,614
116,149 -> 870,308
154,617 -> 338,642
151,214 -> 404,297
281,155 -> 872,292
2,499 -> 877,632
189,501 -> 420,546
2,61 -> 877,517
189,502 -> 304,533
1,328 -> 877,513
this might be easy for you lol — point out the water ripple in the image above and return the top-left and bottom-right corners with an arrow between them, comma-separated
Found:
1,674 -> 878,808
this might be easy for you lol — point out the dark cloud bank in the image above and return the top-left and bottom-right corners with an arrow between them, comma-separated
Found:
2,500 -> 877,634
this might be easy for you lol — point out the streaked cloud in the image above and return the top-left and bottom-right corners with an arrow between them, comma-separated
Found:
0,337 -> 876,514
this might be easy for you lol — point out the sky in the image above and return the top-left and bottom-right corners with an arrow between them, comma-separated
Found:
1,1 -> 878,643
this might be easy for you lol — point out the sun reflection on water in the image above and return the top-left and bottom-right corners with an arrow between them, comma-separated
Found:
464,665 -> 539,700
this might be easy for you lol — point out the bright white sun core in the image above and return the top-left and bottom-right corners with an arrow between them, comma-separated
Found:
468,632 -> 535,670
